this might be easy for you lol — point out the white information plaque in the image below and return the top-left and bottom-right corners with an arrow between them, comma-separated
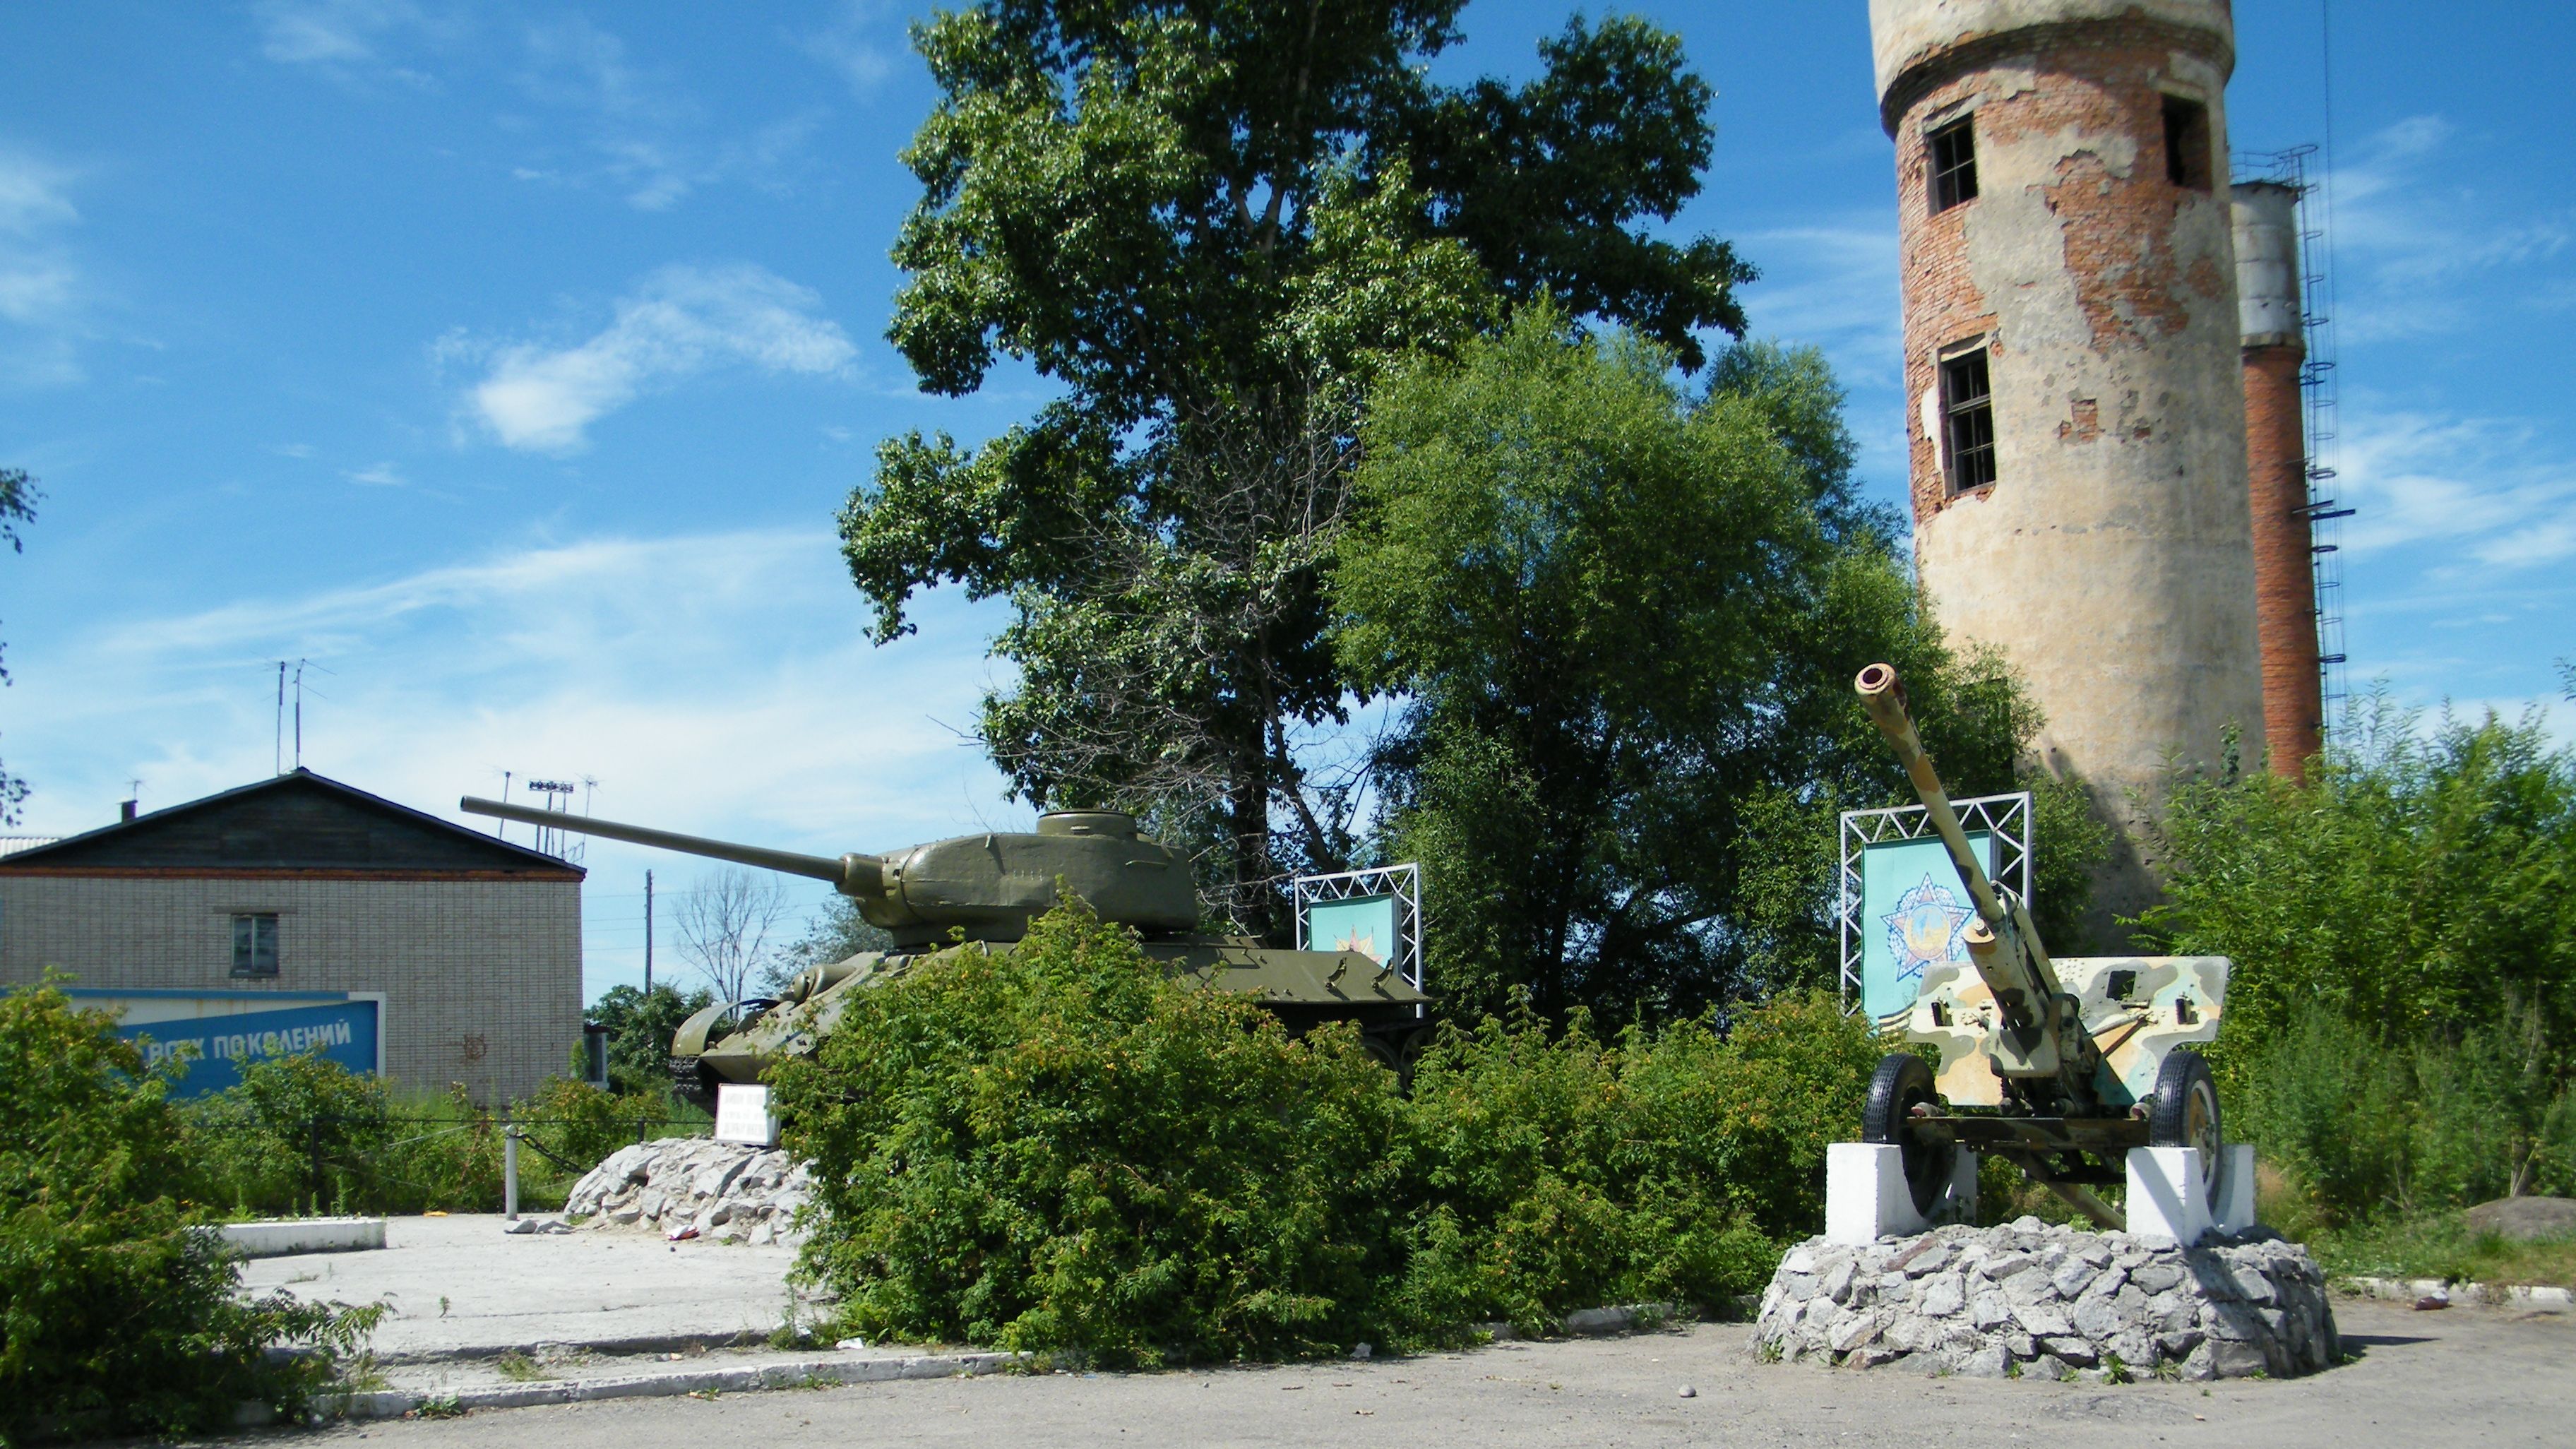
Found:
712,1083 -> 780,1147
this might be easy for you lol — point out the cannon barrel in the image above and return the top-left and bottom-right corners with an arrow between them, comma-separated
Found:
1853,663 -> 2008,929
459,797 -> 884,897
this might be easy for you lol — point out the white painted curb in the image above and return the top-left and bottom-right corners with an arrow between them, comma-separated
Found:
2342,1276 -> 2572,1311
321,1349 -> 1027,1419
217,1217 -> 387,1258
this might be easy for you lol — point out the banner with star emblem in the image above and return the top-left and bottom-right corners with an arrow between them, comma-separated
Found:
1859,832 -> 1996,1023
1305,893 -> 1396,965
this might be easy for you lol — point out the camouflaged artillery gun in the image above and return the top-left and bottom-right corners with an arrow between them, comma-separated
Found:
460,797 -> 1432,1109
1849,664 -> 2229,1228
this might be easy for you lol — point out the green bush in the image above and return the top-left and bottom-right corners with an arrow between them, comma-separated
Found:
0,981 -> 378,1441
2147,697 -> 2576,1226
772,901 -> 1406,1367
2232,1001 -> 2574,1229
775,899 -> 1880,1363
1385,991 -> 1875,1337
186,1054 -> 659,1218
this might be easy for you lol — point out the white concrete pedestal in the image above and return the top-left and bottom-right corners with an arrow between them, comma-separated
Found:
1825,1143 -> 1979,1246
2125,1144 -> 2255,1245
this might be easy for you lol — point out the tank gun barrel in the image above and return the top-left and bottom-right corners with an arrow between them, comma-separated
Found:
459,797 -> 883,896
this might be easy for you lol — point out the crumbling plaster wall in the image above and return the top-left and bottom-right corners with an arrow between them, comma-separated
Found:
1878,0 -> 2265,938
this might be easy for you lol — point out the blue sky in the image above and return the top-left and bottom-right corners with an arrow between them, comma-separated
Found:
2,1 -> 2568,1003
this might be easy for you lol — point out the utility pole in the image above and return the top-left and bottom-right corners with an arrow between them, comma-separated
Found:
644,869 -> 655,995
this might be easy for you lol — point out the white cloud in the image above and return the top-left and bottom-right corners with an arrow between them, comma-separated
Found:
0,148 -> 89,386
2334,407 -> 2576,572
13,529 -> 1020,996
512,16 -> 821,211
2324,117 -> 2575,345
345,461 -> 405,487
801,1 -> 898,97
460,263 -> 856,452
255,0 -> 424,65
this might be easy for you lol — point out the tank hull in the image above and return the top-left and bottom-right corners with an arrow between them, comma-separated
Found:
671,938 -> 1432,1109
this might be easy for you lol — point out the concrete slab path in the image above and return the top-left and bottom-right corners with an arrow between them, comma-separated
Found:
238,1214 -> 804,1361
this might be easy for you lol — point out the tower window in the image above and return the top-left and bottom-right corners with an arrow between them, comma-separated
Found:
2162,95 -> 2212,191
1940,348 -> 1997,491
232,912 -> 279,977
1928,117 -> 1979,213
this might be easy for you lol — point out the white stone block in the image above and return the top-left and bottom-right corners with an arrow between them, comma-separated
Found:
2210,1144 -> 2256,1234
2125,1147 -> 2212,1245
1826,1143 -> 1979,1245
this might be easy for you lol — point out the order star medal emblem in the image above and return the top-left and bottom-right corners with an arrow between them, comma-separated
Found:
1880,873 -> 1974,989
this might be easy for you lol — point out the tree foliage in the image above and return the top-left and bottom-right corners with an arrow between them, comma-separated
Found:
2141,695 -> 2576,1218
585,982 -> 716,1097
1333,312 -> 2081,1019
2142,695 -> 2576,1056
840,1 -> 1753,928
772,898 -> 1880,1364
0,982 -> 376,1440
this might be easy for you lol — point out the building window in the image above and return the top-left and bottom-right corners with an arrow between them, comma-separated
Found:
1928,117 -> 1978,213
232,913 -> 279,977
1940,347 -> 1998,491
2162,95 -> 2212,191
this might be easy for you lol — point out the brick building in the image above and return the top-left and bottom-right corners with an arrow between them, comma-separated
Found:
0,769 -> 582,1103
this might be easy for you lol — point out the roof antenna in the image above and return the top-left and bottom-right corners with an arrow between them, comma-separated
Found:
275,661 -> 287,775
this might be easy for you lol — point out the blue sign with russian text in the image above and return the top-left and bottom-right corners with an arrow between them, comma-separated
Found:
72,991 -> 383,1097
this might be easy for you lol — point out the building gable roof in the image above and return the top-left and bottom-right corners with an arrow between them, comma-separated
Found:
0,770 -> 583,879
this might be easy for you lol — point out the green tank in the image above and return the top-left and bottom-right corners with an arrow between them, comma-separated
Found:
459,797 -> 1431,1109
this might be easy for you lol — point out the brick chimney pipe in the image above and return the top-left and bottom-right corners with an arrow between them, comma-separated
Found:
2233,181 -> 2322,774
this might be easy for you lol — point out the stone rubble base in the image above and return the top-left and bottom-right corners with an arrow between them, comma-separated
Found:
1753,1217 -> 2337,1381
562,1138 -> 813,1246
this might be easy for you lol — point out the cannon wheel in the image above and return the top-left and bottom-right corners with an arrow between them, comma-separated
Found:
2147,1050 -> 2224,1198
1862,1052 -> 1956,1216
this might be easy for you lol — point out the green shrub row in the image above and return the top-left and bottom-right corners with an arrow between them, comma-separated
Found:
770,899 -> 1878,1367
1,982 -> 381,1442
2144,700 -> 2576,1246
184,1054 -> 692,1220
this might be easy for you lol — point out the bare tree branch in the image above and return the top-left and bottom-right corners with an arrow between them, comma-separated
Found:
671,867 -> 791,1006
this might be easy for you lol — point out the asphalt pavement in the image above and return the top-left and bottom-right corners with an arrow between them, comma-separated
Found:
247,1296 -> 2567,1448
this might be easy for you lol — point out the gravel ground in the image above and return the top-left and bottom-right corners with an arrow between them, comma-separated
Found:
226,1296 -> 2565,1449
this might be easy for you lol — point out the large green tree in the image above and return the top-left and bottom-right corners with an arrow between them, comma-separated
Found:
1333,312 -> 2089,1020
840,1 -> 1753,929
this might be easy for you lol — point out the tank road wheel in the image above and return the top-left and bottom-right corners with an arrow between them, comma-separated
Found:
1862,1052 -> 1956,1216
2147,1050 -> 2224,1198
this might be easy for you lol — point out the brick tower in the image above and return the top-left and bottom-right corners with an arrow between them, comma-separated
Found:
1868,1 -> 2266,941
